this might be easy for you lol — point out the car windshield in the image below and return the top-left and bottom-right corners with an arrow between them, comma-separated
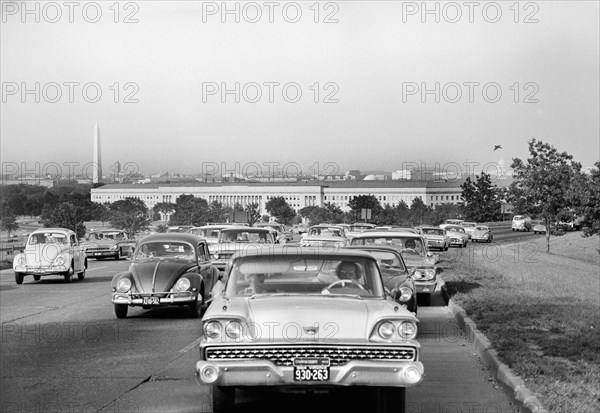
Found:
513,216 -> 525,220
308,227 -> 343,237
349,225 -> 375,232
134,241 -> 196,261
463,223 -> 476,227
89,231 -> 125,241
28,232 -> 68,245
350,236 -> 425,256
475,226 -> 488,231
422,228 -> 444,236
218,230 -> 273,243
447,226 -> 465,233
226,255 -> 384,298
365,250 -> 406,271
191,228 -> 224,238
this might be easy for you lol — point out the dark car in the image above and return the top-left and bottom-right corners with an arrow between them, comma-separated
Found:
110,233 -> 219,318
82,229 -> 135,260
343,245 -> 418,314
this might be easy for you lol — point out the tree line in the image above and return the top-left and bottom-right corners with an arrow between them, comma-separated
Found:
2,139 -> 598,253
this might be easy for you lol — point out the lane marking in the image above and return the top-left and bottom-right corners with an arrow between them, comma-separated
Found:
87,266 -> 108,272
180,337 -> 202,353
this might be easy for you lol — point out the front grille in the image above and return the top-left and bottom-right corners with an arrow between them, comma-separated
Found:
205,345 -> 416,366
85,247 -> 112,253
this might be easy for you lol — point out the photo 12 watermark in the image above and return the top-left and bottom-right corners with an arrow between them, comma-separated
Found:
200,1 -> 340,24
400,1 -> 540,24
402,82 -> 539,104
1,1 -> 140,24
1,82 -> 140,104
201,81 -> 340,103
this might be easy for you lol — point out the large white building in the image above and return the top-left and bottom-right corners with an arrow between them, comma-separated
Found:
91,181 -> 467,216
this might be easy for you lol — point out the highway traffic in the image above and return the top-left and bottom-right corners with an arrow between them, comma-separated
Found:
0,228 -> 537,412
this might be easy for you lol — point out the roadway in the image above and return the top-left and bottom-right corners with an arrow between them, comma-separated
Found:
0,228 -> 539,412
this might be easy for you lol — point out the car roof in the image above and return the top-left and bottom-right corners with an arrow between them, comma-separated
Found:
137,233 -> 207,244
221,227 -> 273,232
351,231 -> 422,238
343,245 -> 403,256
231,246 -> 378,260
30,228 -> 75,235
90,228 -> 123,233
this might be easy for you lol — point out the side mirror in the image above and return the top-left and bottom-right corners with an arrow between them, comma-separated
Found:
426,252 -> 433,257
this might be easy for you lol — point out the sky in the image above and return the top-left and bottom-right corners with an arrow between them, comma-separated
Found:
1,1 -> 599,178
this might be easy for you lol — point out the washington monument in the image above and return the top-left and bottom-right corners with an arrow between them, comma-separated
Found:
93,124 -> 102,183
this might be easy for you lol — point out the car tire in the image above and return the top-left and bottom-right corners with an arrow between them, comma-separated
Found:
114,249 -> 121,261
212,385 -> 235,412
78,268 -> 86,281
33,275 -> 41,281
15,272 -> 25,285
374,387 -> 406,413
63,267 -> 74,283
187,296 -> 203,318
114,304 -> 128,319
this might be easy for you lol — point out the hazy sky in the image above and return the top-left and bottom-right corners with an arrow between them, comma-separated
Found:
1,1 -> 598,178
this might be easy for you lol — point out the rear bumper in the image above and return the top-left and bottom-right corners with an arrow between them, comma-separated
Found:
414,280 -> 437,294
196,359 -> 424,387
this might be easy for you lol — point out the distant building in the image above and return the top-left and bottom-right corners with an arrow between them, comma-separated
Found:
392,170 -> 412,180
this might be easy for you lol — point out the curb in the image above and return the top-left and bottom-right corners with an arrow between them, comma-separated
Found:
441,286 -> 548,413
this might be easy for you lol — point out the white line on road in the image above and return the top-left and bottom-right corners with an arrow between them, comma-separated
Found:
87,266 -> 108,272
180,337 -> 202,353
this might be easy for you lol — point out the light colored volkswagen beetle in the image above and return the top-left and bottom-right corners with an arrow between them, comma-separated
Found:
13,228 -> 87,284
196,246 -> 423,412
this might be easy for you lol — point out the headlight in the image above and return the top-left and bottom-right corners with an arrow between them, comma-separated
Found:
17,256 -> 26,265
398,321 -> 418,340
110,244 -> 119,250
116,278 -> 132,293
424,269 -> 435,280
175,277 -> 191,292
225,321 -> 243,339
212,253 -> 219,260
412,270 -> 423,280
204,321 -> 222,339
54,256 -> 66,266
398,287 -> 413,302
377,321 -> 395,339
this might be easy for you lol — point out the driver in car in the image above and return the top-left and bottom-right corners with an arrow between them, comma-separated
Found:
337,261 -> 365,286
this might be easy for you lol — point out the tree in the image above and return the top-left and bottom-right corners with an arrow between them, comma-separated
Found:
265,196 -> 296,225
206,201 -> 231,224
152,202 -> 176,221
460,172 -> 502,222
90,202 -> 111,223
245,203 -> 262,227
409,197 -> 431,225
108,198 -> 150,236
43,202 -> 86,238
0,204 -> 19,237
348,195 -> 382,222
509,139 -> 582,252
169,195 -> 209,226
568,161 -> 600,239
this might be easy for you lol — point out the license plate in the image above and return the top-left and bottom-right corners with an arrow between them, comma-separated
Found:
94,253 -> 103,256
142,296 -> 160,305
293,357 -> 330,382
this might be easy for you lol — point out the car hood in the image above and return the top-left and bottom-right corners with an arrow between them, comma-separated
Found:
211,295 -> 410,342
23,244 -> 70,266
130,260 -> 196,293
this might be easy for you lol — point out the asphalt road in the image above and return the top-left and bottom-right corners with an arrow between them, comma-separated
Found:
0,229 -> 538,412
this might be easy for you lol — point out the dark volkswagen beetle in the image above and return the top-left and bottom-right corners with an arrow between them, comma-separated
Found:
111,233 -> 219,319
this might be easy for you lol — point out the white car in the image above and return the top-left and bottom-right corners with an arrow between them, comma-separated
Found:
444,225 -> 469,248
512,215 -> 532,232
13,228 -> 88,284
461,222 -> 477,238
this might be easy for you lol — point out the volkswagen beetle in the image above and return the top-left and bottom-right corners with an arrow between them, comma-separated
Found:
196,246 -> 423,412
82,228 -> 135,260
111,233 -> 219,318
13,228 -> 87,284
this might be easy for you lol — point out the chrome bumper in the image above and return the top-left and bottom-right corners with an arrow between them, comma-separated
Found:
196,359 -> 424,387
414,280 -> 437,294
112,292 -> 198,305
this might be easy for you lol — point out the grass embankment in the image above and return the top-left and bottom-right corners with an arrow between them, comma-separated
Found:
441,232 -> 600,413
